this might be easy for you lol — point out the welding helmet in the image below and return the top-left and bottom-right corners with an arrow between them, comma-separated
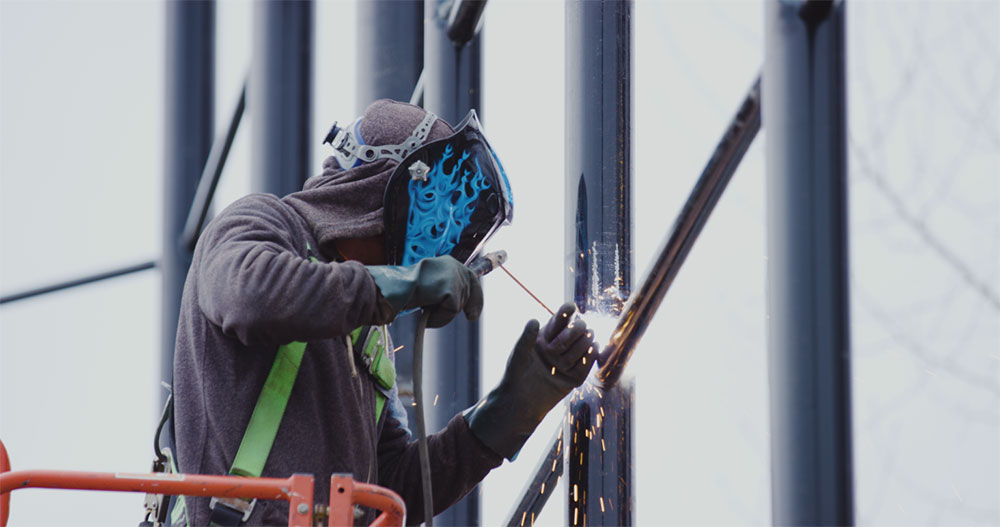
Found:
325,107 -> 513,266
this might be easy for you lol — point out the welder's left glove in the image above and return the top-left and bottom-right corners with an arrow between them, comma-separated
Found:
366,255 -> 483,328
464,302 -> 597,460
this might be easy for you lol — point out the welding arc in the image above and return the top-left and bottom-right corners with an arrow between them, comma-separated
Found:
596,76 -> 762,388
499,264 -> 555,316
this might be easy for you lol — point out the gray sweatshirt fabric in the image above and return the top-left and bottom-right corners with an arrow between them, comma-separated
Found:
172,102 -> 502,526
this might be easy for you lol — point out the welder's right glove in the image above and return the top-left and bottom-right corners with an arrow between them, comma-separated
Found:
366,255 -> 484,328
464,302 -> 597,460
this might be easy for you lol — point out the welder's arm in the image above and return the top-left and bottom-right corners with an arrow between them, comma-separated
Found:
374,304 -> 595,524
365,255 -> 484,328
377,412 -> 502,525
196,197 -> 392,346
465,303 -> 597,459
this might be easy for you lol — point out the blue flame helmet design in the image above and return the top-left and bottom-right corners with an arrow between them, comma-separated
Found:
383,109 -> 513,266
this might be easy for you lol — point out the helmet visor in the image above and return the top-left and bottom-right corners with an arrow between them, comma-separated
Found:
384,109 -> 513,266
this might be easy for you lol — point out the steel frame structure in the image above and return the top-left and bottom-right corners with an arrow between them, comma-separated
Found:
505,72 -> 764,527
1,1 -> 854,525
505,0 -> 852,524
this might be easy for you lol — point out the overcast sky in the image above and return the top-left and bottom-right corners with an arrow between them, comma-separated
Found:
1,1 -> 997,525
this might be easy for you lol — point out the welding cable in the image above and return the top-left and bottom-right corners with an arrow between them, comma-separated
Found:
409,252 -> 506,526
153,392 -> 173,466
410,251 -> 506,527
412,309 -> 435,527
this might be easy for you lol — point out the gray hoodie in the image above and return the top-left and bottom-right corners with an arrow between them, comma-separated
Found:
172,151 -> 503,525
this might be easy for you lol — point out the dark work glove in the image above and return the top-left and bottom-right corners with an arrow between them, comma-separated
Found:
464,302 -> 597,460
366,255 -> 484,328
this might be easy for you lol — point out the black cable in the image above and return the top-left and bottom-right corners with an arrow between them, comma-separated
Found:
153,392 -> 173,467
413,310 -> 434,527
411,253 -> 503,526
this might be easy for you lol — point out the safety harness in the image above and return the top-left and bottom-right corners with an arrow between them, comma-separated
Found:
194,244 -> 397,525
156,324 -> 396,526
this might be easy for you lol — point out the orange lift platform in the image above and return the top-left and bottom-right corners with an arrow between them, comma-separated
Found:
0,439 -> 405,527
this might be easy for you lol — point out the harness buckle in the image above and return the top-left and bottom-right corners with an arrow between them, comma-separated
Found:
209,496 -> 256,523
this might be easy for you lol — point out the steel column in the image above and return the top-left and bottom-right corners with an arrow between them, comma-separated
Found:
251,0 -> 314,196
507,74 -> 761,527
164,0 -> 214,399
565,1 -> 634,525
356,0 -> 423,112
763,1 -> 854,525
355,0 -> 424,437
566,379 -> 634,527
421,1 -> 484,523
565,0 -> 632,315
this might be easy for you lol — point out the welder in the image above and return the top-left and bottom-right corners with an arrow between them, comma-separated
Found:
169,99 -> 597,526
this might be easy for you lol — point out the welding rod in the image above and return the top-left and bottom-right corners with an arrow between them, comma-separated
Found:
499,265 -> 555,316
468,250 -> 507,277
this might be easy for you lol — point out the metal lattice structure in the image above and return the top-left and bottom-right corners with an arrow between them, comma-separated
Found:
0,1 -> 856,525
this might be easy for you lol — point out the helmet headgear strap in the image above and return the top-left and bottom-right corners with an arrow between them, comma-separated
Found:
324,111 -> 439,169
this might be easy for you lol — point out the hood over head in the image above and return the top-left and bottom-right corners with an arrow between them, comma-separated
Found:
283,99 -> 454,260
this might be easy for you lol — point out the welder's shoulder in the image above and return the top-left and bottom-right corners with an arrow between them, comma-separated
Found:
205,193 -> 304,239
219,193 -> 297,220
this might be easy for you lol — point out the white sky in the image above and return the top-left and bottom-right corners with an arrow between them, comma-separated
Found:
1,0 -> 997,525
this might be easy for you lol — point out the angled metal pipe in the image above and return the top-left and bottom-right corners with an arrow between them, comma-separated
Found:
182,80 -> 247,251
0,261 -> 158,305
502,429 -> 564,527
446,0 -> 487,45
504,73 -> 762,525
409,69 -> 426,106
596,76 -> 762,389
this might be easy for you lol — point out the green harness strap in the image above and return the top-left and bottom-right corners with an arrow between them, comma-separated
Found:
230,341 -> 306,478
229,327 -> 396,480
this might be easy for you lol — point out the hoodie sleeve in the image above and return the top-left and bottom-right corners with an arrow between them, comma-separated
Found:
194,195 -> 392,346
376,412 -> 503,525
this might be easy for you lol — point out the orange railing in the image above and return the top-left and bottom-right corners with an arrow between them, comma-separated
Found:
0,439 -> 405,527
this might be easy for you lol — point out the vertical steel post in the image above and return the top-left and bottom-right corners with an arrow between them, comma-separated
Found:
355,0 -> 425,434
251,0 -> 314,196
421,1 -> 483,523
164,0 -> 214,398
566,381 -> 633,527
506,75 -> 762,527
565,0 -> 634,525
763,1 -> 854,525
356,1 -> 423,110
